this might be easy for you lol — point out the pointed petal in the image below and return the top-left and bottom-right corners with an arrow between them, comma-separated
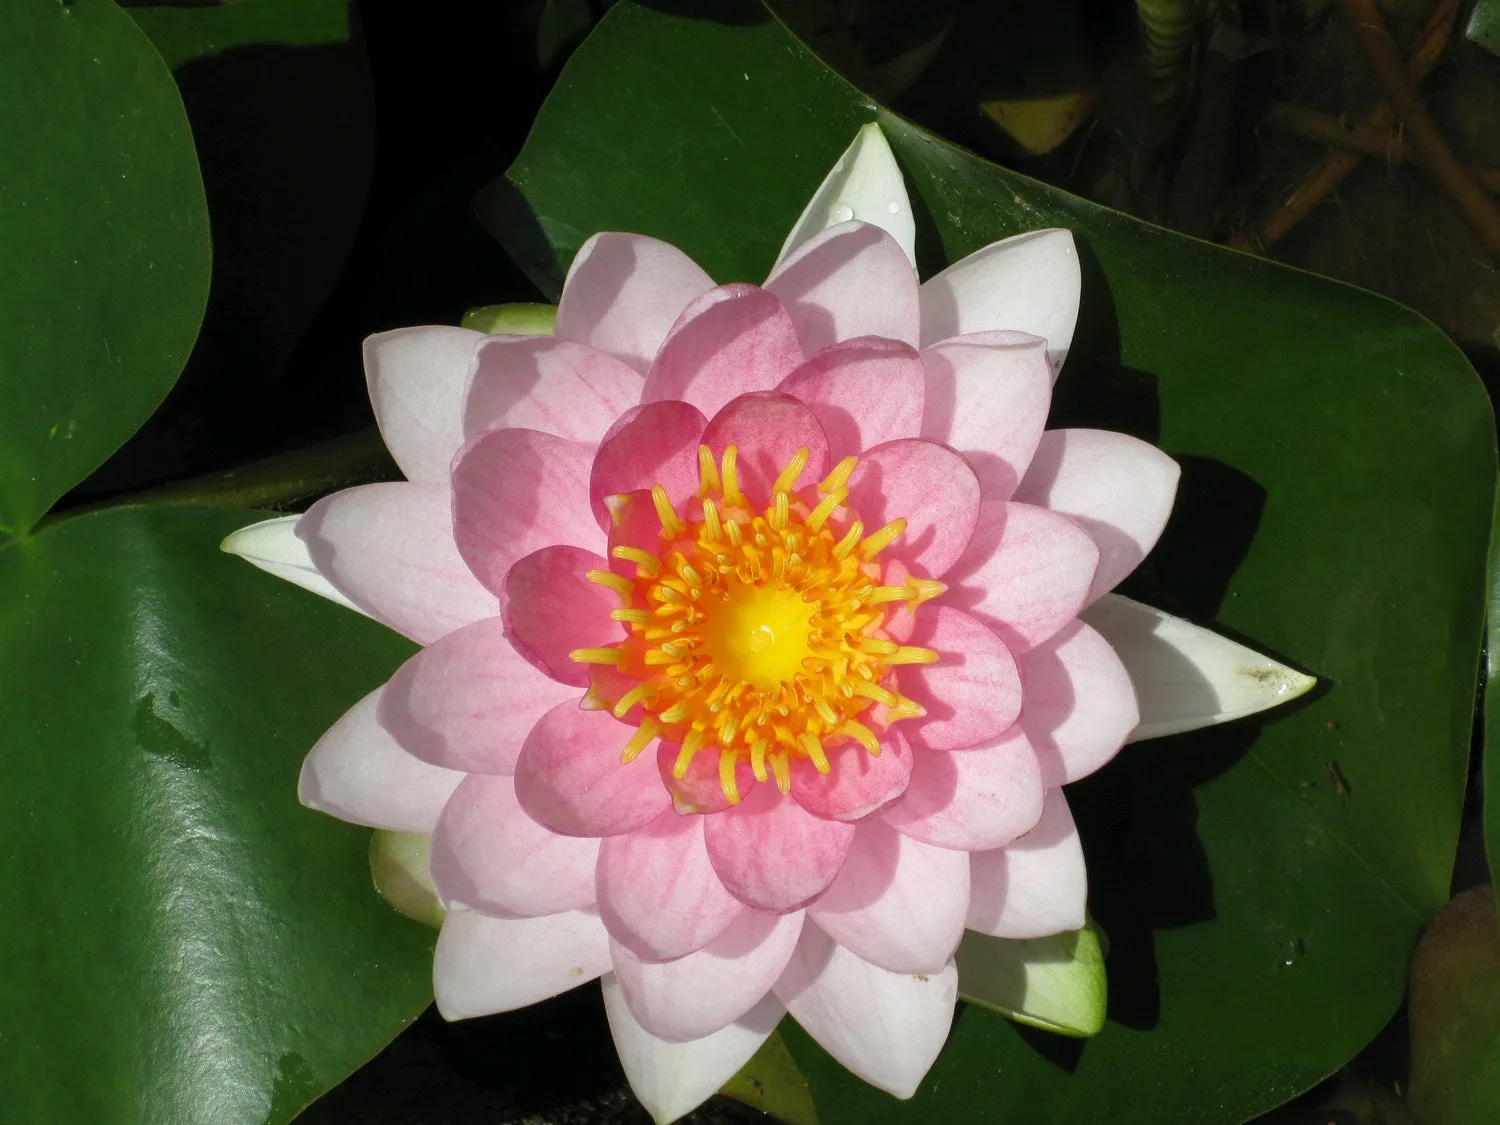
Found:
464,336 -> 644,445
589,400 -> 707,528
919,229 -> 1080,375
918,331 -> 1051,499
844,438 -> 981,578
1081,595 -> 1316,740
364,326 -> 484,483
298,687 -> 462,832
503,545 -> 618,687
777,337 -> 924,459
430,773 -> 600,916
433,908 -> 611,1019
379,616 -> 577,773
1020,619 -> 1138,785
611,911 -> 803,1042
604,975 -> 783,1125
704,785 -> 857,912
882,727 -> 1045,851
1013,428 -> 1180,602
297,482 -> 497,645
371,829 -> 445,929
556,232 -> 716,374
791,727 -> 913,821
641,284 -> 805,418
807,821 -> 968,974
955,922 -> 1106,1037
966,788 -> 1087,938
701,392 -> 831,509
774,925 -> 957,1099
902,607 -> 1022,752
221,515 -> 362,614
765,221 -> 919,354
776,123 -> 916,269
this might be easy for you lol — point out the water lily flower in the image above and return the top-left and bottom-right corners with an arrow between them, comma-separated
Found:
225,124 -> 1313,1122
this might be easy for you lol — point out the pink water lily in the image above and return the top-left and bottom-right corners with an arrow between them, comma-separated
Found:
225,125 -> 1312,1122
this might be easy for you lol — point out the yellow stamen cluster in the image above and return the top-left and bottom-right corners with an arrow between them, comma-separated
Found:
571,444 -> 943,805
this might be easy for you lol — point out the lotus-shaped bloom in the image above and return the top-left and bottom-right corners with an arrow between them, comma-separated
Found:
226,126 -> 1311,1122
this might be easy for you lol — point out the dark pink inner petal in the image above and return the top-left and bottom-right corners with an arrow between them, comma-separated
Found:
502,545 -> 619,687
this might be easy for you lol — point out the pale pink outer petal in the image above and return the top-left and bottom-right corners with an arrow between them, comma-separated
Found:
701,392 -> 831,509
902,606 -> 1023,752
450,428 -> 599,596
1012,428 -> 1181,602
597,810 -> 746,962
918,229 -> 1081,376
555,232 -> 716,374
881,727 -> 1046,851
656,741 -> 758,816
433,908 -> 612,1020
640,284 -> 805,419
919,331 -> 1052,500
503,545 -> 618,687
513,700 -> 670,837
588,400 -> 707,528
966,787 -> 1087,939
943,501 -> 1099,653
603,974 -> 784,1125
843,438 -> 981,578
297,482 -> 497,645
776,337 -> 924,459
463,336 -> 645,444
364,326 -> 484,483
429,773 -> 600,917
1020,620 -> 1139,786
791,727 -> 913,821
298,687 -> 461,832
762,220 -> 920,355
806,820 -> 969,974
774,924 -> 958,1099
379,616 -> 577,774
704,784 -> 857,912
611,910 -> 804,1042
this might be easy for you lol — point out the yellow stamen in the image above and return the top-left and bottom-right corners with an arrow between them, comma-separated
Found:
719,750 -> 742,805
621,719 -> 660,762
886,646 -> 940,665
866,585 -> 915,606
820,455 -> 858,494
832,521 -> 864,559
770,751 -> 792,794
587,569 -> 634,600
611,608 -> 652,625
651,484 -> 685,535
611,546 -> 661,577
840,720 -> 881,755
771,446 -> 810,496
721,446 -> 745,507
613,684 -> 655,718
860,519 -> 906,558
697,445 -> 722,496
569,647 -> 623,666
806,488 -> 847,532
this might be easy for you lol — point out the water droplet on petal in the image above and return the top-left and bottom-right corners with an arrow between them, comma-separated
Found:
887,200 -> 901,214
828,202 -> 854,223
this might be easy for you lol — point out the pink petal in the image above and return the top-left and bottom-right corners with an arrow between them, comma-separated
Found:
597,811 -> 746,961
918,229 -> 1080,376
513,700 -> 670,837
298,482 -> 497,645
1020,620 -> 1138,786
641,284 -> 805,419
433,908 -> 611,1020
881,727 -> 1045,850
792,727 -> 913,821
656,741 -> 758,816
464,336 -> 645,445
919,331 -> 1051,499
774,924 -> 957,1099
364,326 -> 484,483
503,545 -> 618,687
806,821 -> 968,974
967,788 -> 1087,938
298,687 -> 462,832
902,607 -> 1022,752
701,392 -> 830,508
450,428 -> 599,596
604,487 -> 663,577
379,616 -> 577,774
844,438 -> 981,578
555,232 -> 716,374
763,221 -> 919,355
704,785 -> 857,911
1013,428 -> 1180,602
777,337 -> 924,460
943,501 -> 1099,653
429,773 -> 600,916
588,400 -> 707,529
611,910 -> 803,1042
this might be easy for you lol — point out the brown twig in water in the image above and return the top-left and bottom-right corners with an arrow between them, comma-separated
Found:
1227,0 -> 1457,253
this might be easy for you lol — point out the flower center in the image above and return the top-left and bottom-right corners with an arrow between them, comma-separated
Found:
570,444 -> 944,805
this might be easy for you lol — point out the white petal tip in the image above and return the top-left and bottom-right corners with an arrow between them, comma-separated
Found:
221,514 -> 364,614
777,122 -> 916,270
956,925 -> 1107,1038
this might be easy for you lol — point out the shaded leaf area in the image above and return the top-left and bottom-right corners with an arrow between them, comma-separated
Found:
0,0 -> 208,537
1469,0 -> 1500,59
0,507 -> 432,1124
491,3 -> 1494,1122
1486,483 -> 1500,912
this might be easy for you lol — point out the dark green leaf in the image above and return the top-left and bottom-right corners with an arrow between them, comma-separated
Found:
0,0 -> 209,536
1488,483 -> 1500,915
0,507 -> 431,1124
1469,0 -> 1500,58
490,4 -> 1494,1121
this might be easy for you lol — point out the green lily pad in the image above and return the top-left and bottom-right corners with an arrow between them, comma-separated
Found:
0,507 -> 431,1124
0,0 -> 209,537
487,3 -> 1494,1122
1469,0 -> 1500,58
